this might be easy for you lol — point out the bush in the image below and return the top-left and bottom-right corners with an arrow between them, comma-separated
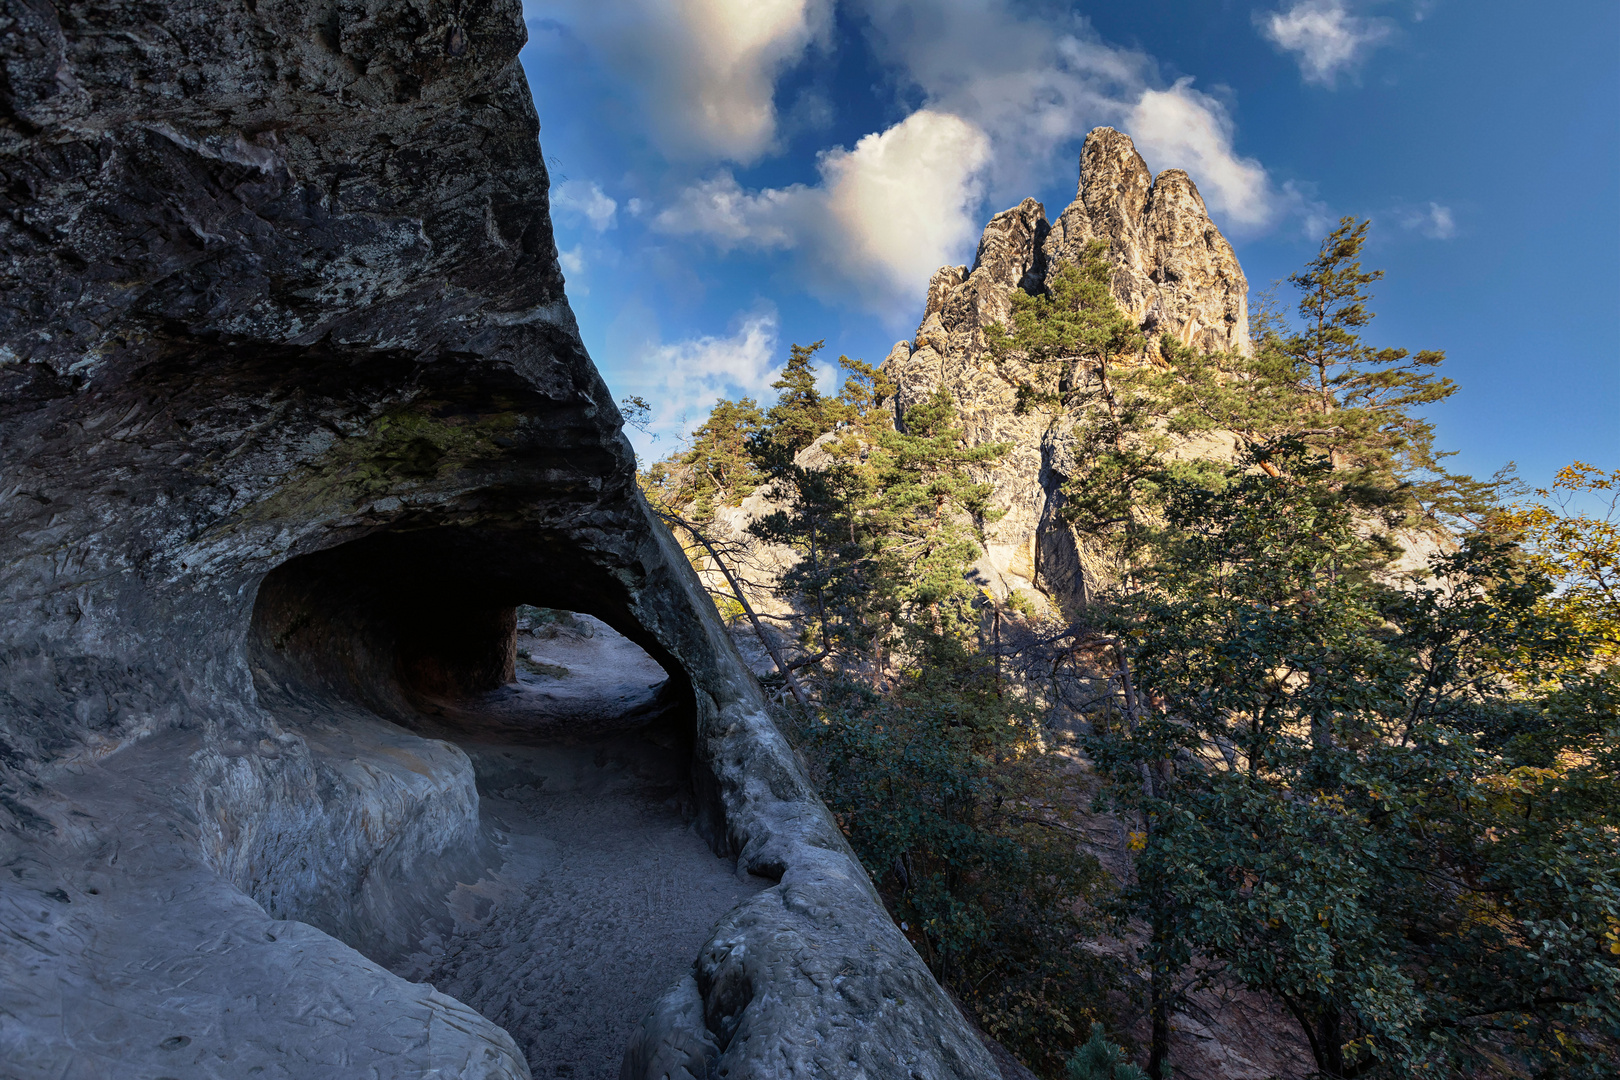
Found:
1066,1024 -> 1147,1080
786,660 -> 1113,1075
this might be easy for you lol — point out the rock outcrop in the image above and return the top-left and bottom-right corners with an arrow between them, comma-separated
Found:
0,3 -> 996,1077
883,128 -> 1250,612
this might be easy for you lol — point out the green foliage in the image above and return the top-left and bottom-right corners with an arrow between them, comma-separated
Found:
1496,462 -> 1620,665
755,339 -> 854,464
643,218 -> 1616,1080
985,240 -> 1168,574
1275,217 -> 1470,520
1007,589 -> 1039,619
618,394 -> 653,435
1066,1024 -> 1148,1080
788,659 -> 1111,1076
748,346 -> 1110,1074
644,396 -> 765,521
1089,445 -> 1620,1078
986,241 -> 1145,405
754,381 -> 1009,671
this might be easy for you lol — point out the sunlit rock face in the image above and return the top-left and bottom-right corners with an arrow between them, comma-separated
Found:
0,3 -> 997,1078
882,127 -> 1251,615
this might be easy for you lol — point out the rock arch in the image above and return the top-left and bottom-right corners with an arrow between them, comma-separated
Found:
0,2 -> 997,1077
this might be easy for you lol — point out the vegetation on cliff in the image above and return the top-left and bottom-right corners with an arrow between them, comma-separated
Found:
640,220 -> 1618,1079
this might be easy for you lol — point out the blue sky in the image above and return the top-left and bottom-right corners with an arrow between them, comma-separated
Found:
519,0 -> 1618,488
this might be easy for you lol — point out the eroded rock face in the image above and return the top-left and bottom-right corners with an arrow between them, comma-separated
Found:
883,127 -> 1251,613
0,4 -> 995,1077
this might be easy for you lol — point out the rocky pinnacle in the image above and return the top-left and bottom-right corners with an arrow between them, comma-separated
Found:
883,127 -> 1252,614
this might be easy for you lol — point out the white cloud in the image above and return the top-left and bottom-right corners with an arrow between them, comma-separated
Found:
819,111 -> 994,297
654,174 -> 807,251
653,110 -> 992,311
614,307 -> 846,453
1258,0 -> 1394,87
857,1 -> 1150,201
557,245 -> 585,275
1399,201 -> 1457,239
1282,180 -> 1335,240
858,1 -> 1286,236
1128,80 -> 1273,229
526,0 -> 831,163
619,308 -> 779,446
551,180 -> 617,231
542,0 -> 1316,311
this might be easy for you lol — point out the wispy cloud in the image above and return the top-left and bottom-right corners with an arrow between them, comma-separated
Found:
551,180 -> 618,232
1398,201 -> 1457,239
1257,0 -> 1394,87
619,307 -> 776,447
1282,180 -> 1335,240
1127,79 -> 1272,229
654,175 -> 806,252
615,306 -> 843,452
650,1 -> 1293,310
858,0 -> 1284,233
538,0 -> 1311,311
526,0 -> 831,163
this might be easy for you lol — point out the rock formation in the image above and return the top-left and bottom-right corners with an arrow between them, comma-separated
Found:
0,3 -> 998,1077
883,128 -> 1251,613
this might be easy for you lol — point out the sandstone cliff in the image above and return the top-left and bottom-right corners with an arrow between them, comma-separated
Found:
0,4 -> 997,1078
883,128 -> 1250,612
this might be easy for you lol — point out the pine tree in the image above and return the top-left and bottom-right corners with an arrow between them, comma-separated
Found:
662,396 -> 765,520
1280,218 -> 1460,515
986,239 -> 1145,416
986,240 -> 1171,580
756,339 -> 851,465
754,380 -> 1007,677
1066,1024 -> 1148,1080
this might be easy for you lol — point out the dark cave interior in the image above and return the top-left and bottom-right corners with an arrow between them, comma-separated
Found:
240,525 -> 755,1078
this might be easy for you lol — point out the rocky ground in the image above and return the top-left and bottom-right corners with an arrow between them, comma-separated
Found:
398,750 -> 764,1080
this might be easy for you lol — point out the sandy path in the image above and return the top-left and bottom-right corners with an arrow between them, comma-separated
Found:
396,614 -> 767,1080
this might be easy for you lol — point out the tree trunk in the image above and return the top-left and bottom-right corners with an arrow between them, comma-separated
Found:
1317,1005 -> 1345,1078
1148,919 -> 1172,1079
665,513 -> 808,705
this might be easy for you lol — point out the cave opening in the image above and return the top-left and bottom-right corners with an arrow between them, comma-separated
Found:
246,526 -> 764,1078
248,524 -> 694,742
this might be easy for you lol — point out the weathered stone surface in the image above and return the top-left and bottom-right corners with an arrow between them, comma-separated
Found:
883,127 -> 1251,613
0,3 -> 996,1077
1045,128 -> 1250,360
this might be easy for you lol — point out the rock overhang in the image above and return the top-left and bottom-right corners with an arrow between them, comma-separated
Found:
0,2 -> 1000,1077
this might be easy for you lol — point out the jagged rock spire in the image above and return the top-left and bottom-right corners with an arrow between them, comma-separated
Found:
882,127 -> 1254,613
1047,127 -> 1250,357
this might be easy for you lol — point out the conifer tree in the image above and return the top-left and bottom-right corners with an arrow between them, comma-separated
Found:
756,339 -> 852,465
1066,1024 -> 1148,1080
754,378 -> 1007,676
1280,218 -> 1459,514
986,240 -> 1171,579
658,396 -> 764,520
986,239 -> 1145,416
